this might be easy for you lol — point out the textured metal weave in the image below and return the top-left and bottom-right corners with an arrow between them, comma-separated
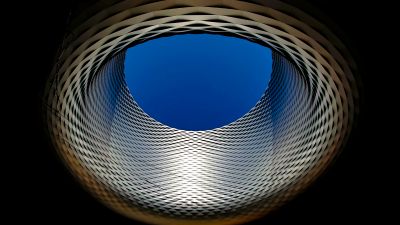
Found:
44,1 -> 359,224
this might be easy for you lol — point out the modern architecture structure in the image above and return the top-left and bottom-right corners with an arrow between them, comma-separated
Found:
43,1 -> 360,224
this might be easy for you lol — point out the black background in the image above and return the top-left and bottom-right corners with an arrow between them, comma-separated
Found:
11,0 -> 393,224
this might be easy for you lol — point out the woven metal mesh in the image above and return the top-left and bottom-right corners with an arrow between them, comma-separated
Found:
44,1 -> 359,224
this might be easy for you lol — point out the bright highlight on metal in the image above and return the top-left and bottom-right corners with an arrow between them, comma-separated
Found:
44,0 -> 359,225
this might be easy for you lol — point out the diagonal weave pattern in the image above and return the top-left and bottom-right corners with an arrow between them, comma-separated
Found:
44,1 -> 359,224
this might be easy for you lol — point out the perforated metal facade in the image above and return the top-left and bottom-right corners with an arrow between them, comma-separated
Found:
44,1 -> 359,224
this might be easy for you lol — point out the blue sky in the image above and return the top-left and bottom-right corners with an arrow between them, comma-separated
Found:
124,34 -> 272,130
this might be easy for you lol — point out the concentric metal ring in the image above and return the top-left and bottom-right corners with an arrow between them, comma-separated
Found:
44,1 -> 359,224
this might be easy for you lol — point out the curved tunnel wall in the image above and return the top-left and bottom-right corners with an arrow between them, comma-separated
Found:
44,1 -> 359,224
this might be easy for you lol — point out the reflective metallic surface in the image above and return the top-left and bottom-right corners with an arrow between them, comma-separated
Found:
44,1 -> 359,224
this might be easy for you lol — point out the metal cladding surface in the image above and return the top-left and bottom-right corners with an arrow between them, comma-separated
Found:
44,0 -> 359,224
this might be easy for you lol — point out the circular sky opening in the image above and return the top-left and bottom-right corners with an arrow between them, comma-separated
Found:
124,34 -> 272,131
